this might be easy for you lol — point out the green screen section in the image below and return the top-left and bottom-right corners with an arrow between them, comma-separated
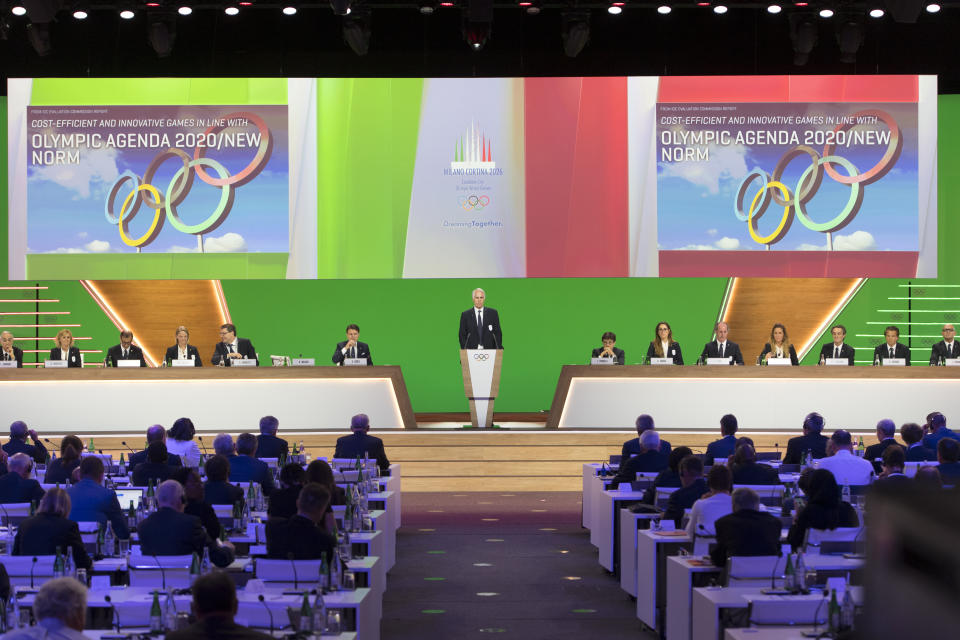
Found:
30,78 -> 288,106
317,78 -> 423,278
799,94 -> 960,367
222,277 -> 727,412
25,253 -> 287,280
1,97 -> 7,280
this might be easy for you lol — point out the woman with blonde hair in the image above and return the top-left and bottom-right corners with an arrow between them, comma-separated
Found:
646,321 -> 684,364
14,488 -> 92,569
49,329 -> 82,367
760,323 -> 799,365
164,325 -> 202,366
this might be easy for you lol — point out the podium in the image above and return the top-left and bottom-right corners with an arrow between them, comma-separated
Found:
460,349 -> 503,429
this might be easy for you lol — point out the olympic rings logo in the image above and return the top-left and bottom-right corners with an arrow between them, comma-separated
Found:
104,111 -> 273,249
473,353 -> 490,360
458,195 -> 490,211
733,109 -> 902,247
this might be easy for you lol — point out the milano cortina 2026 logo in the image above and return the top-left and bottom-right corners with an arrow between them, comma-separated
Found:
445,120 -> 503,214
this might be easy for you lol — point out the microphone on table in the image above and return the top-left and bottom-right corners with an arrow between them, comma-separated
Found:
153,555 -> 167,591
120,442 -> 136,454
488,325 -> 500,350
29,557 -> 38,589
197,437 -> 209,457
258,594 -> 275,634
802,589 -> 830,637
104,594 -> 121,632
288,552 -> 299,590
0,503 -> 11,529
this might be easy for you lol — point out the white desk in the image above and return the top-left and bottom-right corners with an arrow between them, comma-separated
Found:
666,555 -> 722,640
597,489 -> 646,572
619,510 -> 661,597
725,629 -> 815,640
635,530 -> 692,632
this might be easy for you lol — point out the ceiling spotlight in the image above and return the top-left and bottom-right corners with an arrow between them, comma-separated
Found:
561,9 -> 589,57
177,4 -> 192,15
926,3 -> 940,12
418,0 -> 436,13
119,9 -> 135,18
72,9 -> 87,18
696,2 -> 710,6
282,4 -> 296,14
868,8 -> 883,17
607,2 -> 623,15
789,13 -> 817,65
793,1 -> 807,5
520,0 -> 540,14
11,5 -> 27,15
26,21 -> 51,55
342,3 -> 370,55
330,0 -> 350,15
224,5 -> 238,14
819,8 -> 833,17
657,5 -> 671,14
767,4 -> 782,13
713,4 -> 727,13
835,13 -> 863,63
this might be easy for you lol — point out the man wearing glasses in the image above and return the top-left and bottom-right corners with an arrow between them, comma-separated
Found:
212,323 -> 258,366
930,324 -> 959,365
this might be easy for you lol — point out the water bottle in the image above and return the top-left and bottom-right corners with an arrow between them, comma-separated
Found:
53,547 -> 64,578
149,591 -> 163,634
840,586 -> 855,630
311,591 -> 327,633
841,484 -> 851,503
103,522 -> 115,557
794,553 -> 807,591
6,595 -> 20,631
164,591 -> 177,631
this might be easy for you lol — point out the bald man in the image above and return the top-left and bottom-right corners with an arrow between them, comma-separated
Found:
930,324 -> 959,365
699,322 -> 743,365
0,331 -> 23,368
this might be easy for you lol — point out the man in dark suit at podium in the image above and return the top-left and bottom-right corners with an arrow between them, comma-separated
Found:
0,331 -> 23,367
874,325 -> 911,365
699,322 -> 743,365
106,330 -> 147,367
819,324 -> 856,365
459,288 -> 503,350
929,324 -> 959,365
332,324 -> 373,365
212,323 -> 258,366
334,413 -> 390,474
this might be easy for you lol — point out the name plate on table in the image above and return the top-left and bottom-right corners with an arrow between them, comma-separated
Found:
117,359 -> 140,368
766,357 -> 792,366
945,358 -> 960,367
650,358 -> 673,366
292,358 -> 315,367
590,358 -> 616,365
44,360 -> 67,368
825,358 -> 849,366
171,359 -> 194,367
0,361 -> 16,368
882,358 -> 906,366
232,358 -> 257,367
343,358 -> 368,366
705,357 -> 732,365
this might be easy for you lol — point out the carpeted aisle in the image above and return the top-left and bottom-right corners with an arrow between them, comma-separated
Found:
381,492 -> 655,639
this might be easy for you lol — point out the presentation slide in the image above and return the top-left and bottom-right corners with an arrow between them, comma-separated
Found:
8,75 -> 936,280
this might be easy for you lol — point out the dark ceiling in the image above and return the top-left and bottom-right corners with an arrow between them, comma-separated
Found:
2,1 -> 960,93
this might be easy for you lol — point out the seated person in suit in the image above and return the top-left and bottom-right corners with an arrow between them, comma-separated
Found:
203,454 -> 245,508
105,330 -> 147,367
16,577 -> 91,640
705,414 -> 739,463
306,459 -> 346,532
256,415 -> 289,460
0,453 -> 44,504
641,446 -> 692,504
128,424 -> 183,468
929,323 -> 959,365
759,323 -> 799,365
0,330 -> 23,367
591,331 -> 625,365
332,323 -> 373,366
783,412 -> 829,465
901,423 -> 937,462
166,572 -> 272,640
621,414 -> 672,460
686,464 -> 733,537
43,436 -> 83,485
710,488 -> 782,568
730,443 -> 780,485
922,411 -> 960,451
819,324 -> 855,365
787,469 -> 860,550
816,429 -> 875,486
211,323 -> 258,366
936,437 -> 960,485
874,325 -> 911,365
3,420 -> 48,465
138,480 -> 234,567
66,456 -> 129,539
663,456 -> 708,527
266,483 -> 335,560
132,442 -> 173,486
14,488 -> 91,569
610,429 -> 669,488
865,418 -> 900,463
699,321 -> 744,365
48,328 -> 82,368
646,321 -> 684,365
267,463 -> 305,520
873,445 -> 911,487
227,433 -> 276,496
164,325 -> 202,366
334,413 -> 391,474
171,467 -> 221,541
166,418 -> 202,469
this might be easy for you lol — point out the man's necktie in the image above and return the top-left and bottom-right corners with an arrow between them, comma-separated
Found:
719,343 -> 724,358
889,348 -> 894,359
835,347 -> 840,359
123,349 -> 128,359
228,344 -> 234,353
477,311 -> 483,342
351,346 -> 356,359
